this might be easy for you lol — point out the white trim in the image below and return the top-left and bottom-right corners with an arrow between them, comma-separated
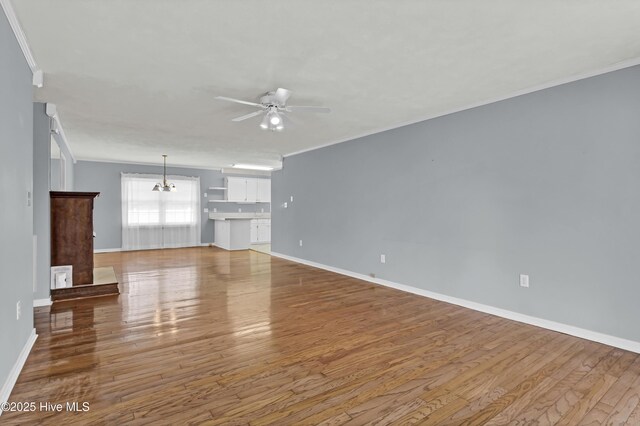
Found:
94,248 -> 123,253
95,244 -> 213,253
0,0 -> 43,87
46,104 -> 76,164
271,252 -> 640,354
33,297 -> 52,307
0,329 -> 37,413
284,57 -> 640,159
77,157 -> 224,172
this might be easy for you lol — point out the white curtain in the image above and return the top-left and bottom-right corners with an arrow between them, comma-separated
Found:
121,173 -> 201,250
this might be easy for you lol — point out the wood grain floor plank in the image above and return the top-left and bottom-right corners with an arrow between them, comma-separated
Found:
2,247 -> 638,425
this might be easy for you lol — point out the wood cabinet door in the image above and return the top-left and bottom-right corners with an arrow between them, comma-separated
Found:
50,192 -> 99,285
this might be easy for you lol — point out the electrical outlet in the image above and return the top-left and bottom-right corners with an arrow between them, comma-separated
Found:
283,202 -> 288,208
16,301 -> 21,320
213,208 -> 217,213
299,240 -> 303,247
27,191 -> 32,207
204,192 -> 208,198
290,196 -> 294,202
203,208 -> 208,213
238,208 -> 242,212
380,254 -> 386,264
520,274 -> 529,288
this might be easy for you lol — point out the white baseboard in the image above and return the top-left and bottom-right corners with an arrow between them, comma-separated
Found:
271,252 -> 640,354
33,297 -> 52,307
95,244 -> 214,253
0,329 -> 37,414
94,248 -> 122,253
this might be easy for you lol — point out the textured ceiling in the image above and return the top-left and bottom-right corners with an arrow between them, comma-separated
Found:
12,0 -> 640,169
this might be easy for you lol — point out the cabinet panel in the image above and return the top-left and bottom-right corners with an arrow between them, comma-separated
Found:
250,219 -> 259,243
245,179 -> 258,202
256,179 -> 271,202
259,223 -> 271,242
226,177 -> 247,202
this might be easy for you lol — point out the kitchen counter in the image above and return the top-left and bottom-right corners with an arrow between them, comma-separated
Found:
208,212 -> 270,220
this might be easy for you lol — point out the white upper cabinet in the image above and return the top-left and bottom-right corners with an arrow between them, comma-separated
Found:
246,179 -> 258,202
256,179 -> 271,203
225,177 -> 271,203
225,177 -> 247,202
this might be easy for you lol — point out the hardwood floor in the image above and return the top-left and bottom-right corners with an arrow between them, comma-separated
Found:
4,247 -> 640,425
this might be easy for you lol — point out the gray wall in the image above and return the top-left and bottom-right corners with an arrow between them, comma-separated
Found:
272,64 -> 640,343
33,103 -> 51,301
0,11 -> 34,394
74,161 -> 270,250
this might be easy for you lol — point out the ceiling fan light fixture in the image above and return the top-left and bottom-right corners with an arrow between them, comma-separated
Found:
216,88 -> 330,133
260,114 -> 269,129
269,113 -> 281,125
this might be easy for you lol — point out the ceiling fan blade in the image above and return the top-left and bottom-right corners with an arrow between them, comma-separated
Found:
286,105 -> 331,113
274,88 -> 292,105
215,96 -> 265,108
281,113 -> 297,128
231,110 -> 265,122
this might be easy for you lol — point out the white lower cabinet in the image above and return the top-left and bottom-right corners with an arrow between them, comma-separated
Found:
250,219 -> 271,243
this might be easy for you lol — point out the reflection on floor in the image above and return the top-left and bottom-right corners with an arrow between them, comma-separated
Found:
5,247 -> 640,424
93,266 -> 118,285
250,243 -> 271,254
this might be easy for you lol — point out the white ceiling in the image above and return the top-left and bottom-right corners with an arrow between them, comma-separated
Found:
12,1 -> 640,169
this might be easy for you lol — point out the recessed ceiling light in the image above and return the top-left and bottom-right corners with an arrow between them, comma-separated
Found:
231,164 -> 274,171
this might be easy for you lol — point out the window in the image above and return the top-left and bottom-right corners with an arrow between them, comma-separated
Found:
121,173 -> 200,250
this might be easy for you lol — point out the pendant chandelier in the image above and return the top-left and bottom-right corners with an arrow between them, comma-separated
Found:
152,155 -> 176,192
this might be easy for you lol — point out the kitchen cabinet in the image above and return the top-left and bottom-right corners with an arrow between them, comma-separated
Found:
225,177 -> 271,203
214,219 -> 251,250
250,219 -> 271,243
256,179 -> 271,202
226,177 -> 247,202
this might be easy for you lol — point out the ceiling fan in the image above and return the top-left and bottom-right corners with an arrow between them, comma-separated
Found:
215,88 -> 330,131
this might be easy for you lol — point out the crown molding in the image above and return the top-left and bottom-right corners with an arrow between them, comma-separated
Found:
0,0 -> 43,87
284,56 -> 640,159
76,157 -> 224,172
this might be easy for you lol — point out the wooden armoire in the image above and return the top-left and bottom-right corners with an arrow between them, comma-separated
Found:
50,191 -> 100,285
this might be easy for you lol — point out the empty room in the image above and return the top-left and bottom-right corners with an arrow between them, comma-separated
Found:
2,1 -> 640,424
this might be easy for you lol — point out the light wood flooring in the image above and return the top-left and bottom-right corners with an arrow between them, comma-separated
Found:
4,247 -> 640,424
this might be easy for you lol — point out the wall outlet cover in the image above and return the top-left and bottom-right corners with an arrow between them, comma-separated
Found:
299,240 -> 303,247
520,274 -> 529,288
380,254 -> 386,264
